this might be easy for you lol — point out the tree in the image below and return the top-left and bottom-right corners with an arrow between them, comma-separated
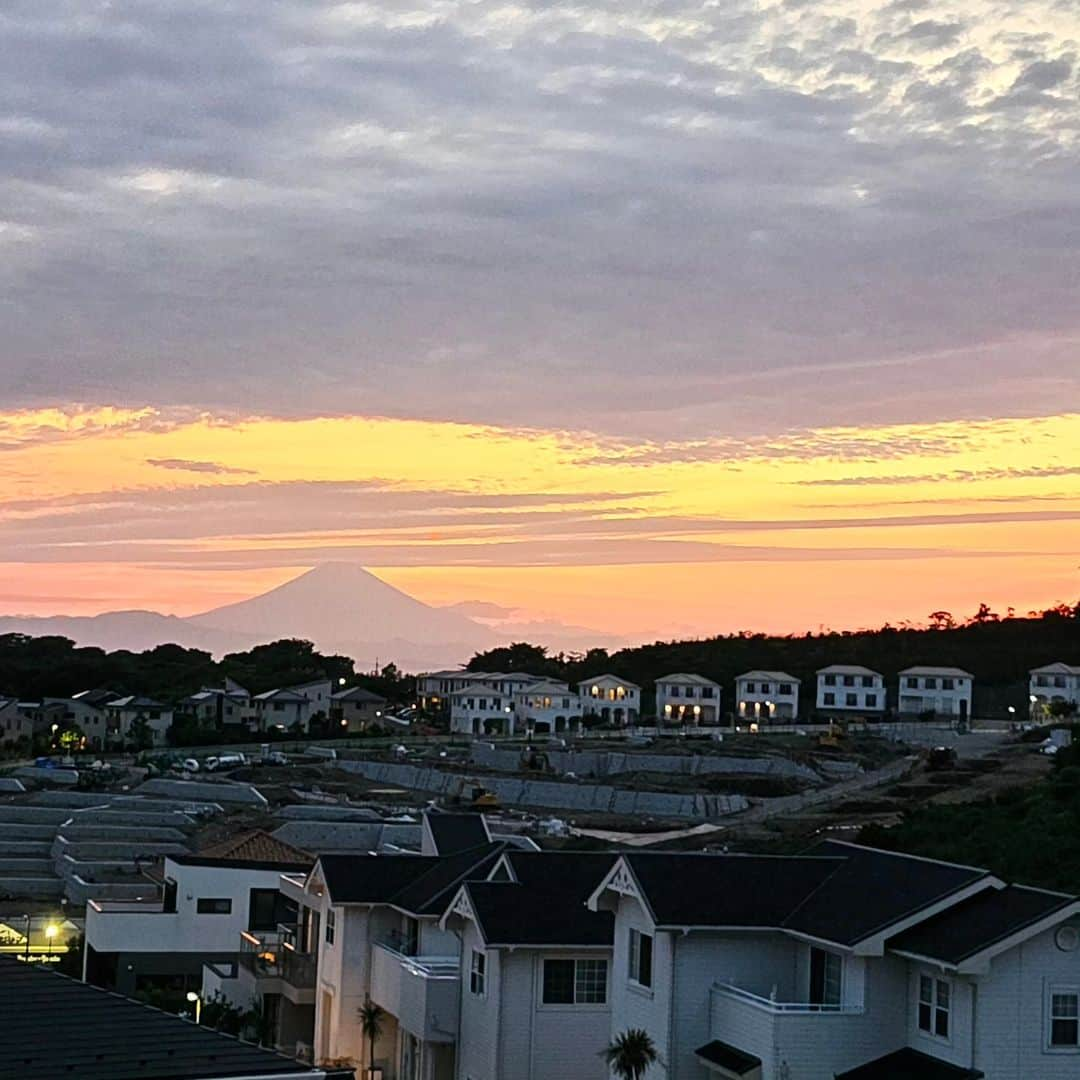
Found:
129,714 -> 154,751
54,722 -> 84,752
357,996 -> 384,1078
602,1029 -> 658,1080
927,611 -> 955,630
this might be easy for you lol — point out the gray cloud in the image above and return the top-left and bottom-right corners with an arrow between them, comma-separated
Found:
146,458 -> 255,475
1,1 -> 1079,435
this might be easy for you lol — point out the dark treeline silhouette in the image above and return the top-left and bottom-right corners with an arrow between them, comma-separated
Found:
0,635 -> 413,704
468,602 -> 1080,716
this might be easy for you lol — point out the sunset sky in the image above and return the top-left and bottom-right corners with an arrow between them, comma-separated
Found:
2,0 -> 1079,643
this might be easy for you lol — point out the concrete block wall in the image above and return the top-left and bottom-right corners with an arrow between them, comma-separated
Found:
134,778 -> 269,806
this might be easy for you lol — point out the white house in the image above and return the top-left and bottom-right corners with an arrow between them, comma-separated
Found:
588,841 -> 1080,1080
816,665 -> 886,715
180,681 -> 254,730
330,685 -> 390,733
420,671 -> 544,720
898,667 -> 974,720
449,682 -> 515,736
578,674 -> 641,726
513,680 -> 583,735
104,695 -> 173,745
1030,663 -> 1080,717
734,671 -> 800,722
655,674 -> 723,726
84,831 -> 312,1005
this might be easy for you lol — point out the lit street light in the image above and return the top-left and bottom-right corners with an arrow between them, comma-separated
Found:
186,991 -> 202,1024
45,923 -> 58,957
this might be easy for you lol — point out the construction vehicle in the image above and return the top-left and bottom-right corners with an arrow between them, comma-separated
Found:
927,746 -> 958,771
450,777 -> 500,810
818,720 -> 848,748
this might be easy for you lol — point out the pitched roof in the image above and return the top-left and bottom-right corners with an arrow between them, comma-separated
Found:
254,688 -> 308,703
425,812 -> 491,855
735,670 -> 800,684
606,842 -> 990,947
108,695 -> 168,709
888,884 -> 1076,965
518,679 -> 573,694
195,829 -> 314,867
1031,662 -> 1080,675
657,673 -> 722,686
836,1048 -> 982,1079
332,685 -> 388,703
318,843 -> 505,915
898,666 -> 974,678
461,852 -> 616,947
579,673 -> 641,689
0,956 -> 322,1080
817,665 -> 882,676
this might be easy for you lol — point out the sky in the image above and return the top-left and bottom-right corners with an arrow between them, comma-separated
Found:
1,0 -> 1078,642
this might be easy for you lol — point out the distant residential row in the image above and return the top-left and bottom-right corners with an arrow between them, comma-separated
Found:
419,661 -> 1080,735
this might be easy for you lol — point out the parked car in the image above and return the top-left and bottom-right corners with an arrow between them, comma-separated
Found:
261,751 -> 289,766
180,757 -> 200,773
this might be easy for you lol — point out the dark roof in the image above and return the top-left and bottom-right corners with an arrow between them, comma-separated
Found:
426,812 -> 491,855
787,842 -> 989,945
319,843 -> 505,915
616,842 -> 991,947
0,956 -> 318,1080
624,853 -> 844,927
836,1048 -> 983,1079
695,1040 -> 761,1075
464,852 -> 616,946
333,686 -> 388,703
888,884 -> 1075,964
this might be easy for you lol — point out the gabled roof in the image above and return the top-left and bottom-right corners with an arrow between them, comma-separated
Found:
1031,661 -> 1080,676
898,666 -> 974,678
888,884 -> 1077,967
108,695 -> 168,709
449,682 -> 508,698
836,1048 -> 982,1079
578,673 -> 641,689
735,670 -> 800,684
0,955 -> 324,1080
816,665 -> 882,676
254,688 -> 308,703
657,672 -> 722,686
517,679 -> 573,695
591,841 -> 993,949
425,812 -> 491,856
318,843 -> 505,915
194,829 -> 314,867
332,685 -> 388,703
449,851 -> 616,947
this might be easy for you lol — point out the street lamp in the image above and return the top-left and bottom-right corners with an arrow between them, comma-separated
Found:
186,991 -> 202,1024
44,923 -> 58,957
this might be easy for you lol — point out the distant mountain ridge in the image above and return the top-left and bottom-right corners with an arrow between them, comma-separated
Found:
0,565 -> 616,671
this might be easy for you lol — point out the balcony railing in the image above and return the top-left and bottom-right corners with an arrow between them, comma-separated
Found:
716,982 -> 865,1015
370,943 -> 460,1042
239,930 -> 316,990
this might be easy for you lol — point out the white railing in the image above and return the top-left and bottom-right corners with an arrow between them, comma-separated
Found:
374,942 -> 459,979
715,982 -> 865,1015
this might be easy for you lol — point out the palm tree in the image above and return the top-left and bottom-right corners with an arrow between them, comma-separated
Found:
603,1028 -> 658,1080
357,996 -> 384,1079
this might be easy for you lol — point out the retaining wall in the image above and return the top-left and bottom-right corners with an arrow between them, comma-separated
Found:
134,779 -> 268,806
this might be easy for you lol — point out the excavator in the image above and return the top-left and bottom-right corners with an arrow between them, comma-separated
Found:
449,776 -> 500,810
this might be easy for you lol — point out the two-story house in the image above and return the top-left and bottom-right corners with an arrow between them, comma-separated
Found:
441,850 -> 616,1080
331,685 -> 390,733
734,671 -> 800,722
897,667 -> 974,720
180,681 -> 254,732
655,674 -> 723,726
84,831 -> 312,1006
104,695 -> 173,746
816,666 -> 886,716
513,680 -> 583,734
588,841 -> 1080,1080
449,682 -> 515,736
579,675 -> 641,726
1030,663 -> 1080,717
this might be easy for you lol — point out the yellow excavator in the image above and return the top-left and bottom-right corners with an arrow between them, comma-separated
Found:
450,777 -> 500,810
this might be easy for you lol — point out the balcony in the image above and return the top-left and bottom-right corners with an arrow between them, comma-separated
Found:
237,930 -> 316,1004
369,943 -> 460,1043
710,983 -> 872,1079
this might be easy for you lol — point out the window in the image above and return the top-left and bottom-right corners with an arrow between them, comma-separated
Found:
702,687 -> 714,699
162,878 -> 178,913
761,684 -> 771,695
925,677 -> 937,689
861,675 -> 874,688
918,975 -> 950,1039
809,948 -> 842,1007
249,888 -> 282,932
843,675 -> 855,687
824,674 -> 836,686
1050,989 -> 1079,1048
684,687 -> 695,698
906,677 -> 918,689
746,682 -> 756,693
470,949 -> 486,996
846,693 -> 858,707
196,898 -> 232,915
824,692 -> 836,706
942,678 -> 954,690
628,929 -> 653,989
542,958 -> 609,1005
865,694 -> 878,708
325,908 -> 336,945
779,683 -> 792,695
670,686 -> 680,697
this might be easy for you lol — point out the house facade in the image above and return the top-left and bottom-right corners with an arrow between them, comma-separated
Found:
734,671 -> 800,722
578,674 -> 641,726
816,666 -> 886,716
180,682 -> 255,731
1030,663 -> 1080,716
897,667 -> 974,719
330,685 -> 389,733
588,842 -> 1080,1080
513,680 -> 584,734
655,674 -> 723,726
104,695 -> 173,745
